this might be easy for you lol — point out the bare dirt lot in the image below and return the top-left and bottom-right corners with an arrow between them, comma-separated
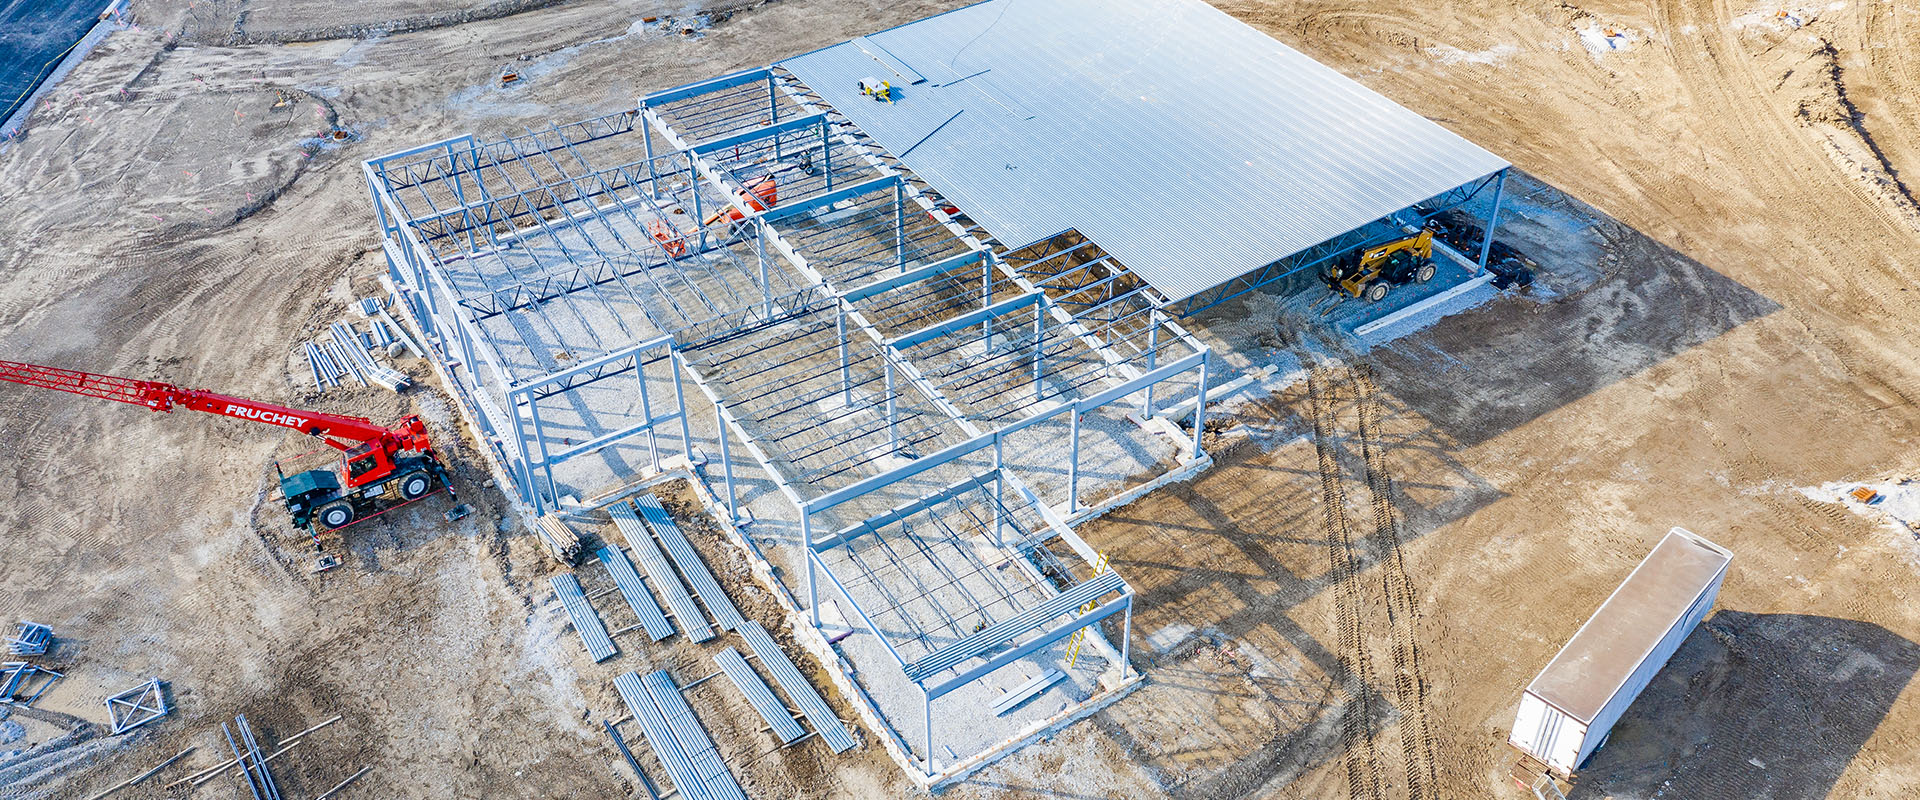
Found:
1,0 -> 1918,798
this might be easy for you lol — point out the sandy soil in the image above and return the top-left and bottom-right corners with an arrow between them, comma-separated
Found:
2,0 -> 1919,798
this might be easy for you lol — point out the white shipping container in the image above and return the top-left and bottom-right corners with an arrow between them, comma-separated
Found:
1508,527 -> 1732,775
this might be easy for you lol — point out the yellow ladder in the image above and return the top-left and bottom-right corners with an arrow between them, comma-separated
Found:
1064,553 -> 1110,668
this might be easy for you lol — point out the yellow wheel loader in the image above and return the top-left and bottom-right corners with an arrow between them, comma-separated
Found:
1326,229 -> 1438,302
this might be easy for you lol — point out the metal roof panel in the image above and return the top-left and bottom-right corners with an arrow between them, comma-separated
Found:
781,0 -> 1508,301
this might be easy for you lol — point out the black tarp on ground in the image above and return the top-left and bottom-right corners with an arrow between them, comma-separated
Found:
1,0 -> 108,123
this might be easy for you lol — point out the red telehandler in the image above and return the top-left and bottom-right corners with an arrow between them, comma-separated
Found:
0,359 -> 452,535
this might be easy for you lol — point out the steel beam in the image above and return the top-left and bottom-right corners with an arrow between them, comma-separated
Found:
887,291 -> 1043,350
757,174 -> 900,224
642,68 -> 775,110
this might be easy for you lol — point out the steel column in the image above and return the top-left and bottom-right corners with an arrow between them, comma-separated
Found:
672,352 -> 692,458
757,219 -> 773,316
1067,405 -> 1081,511
719,404 -> 737,519
1191,349 -> 1210,460
1143,319 -> 1159,417
981,253 -> 995,345
690,162 -> 708,251
642,109 -> 658,184
894,181 -> 907,268
992,439 -> 1005,546
821,117 -> 833,192
885,359 -> 899,451
804,514 -> 819,626
638,356 -> 659,471
1032,304 -> 1045,403
529,396 -> 556,509
1477,167 -> 1509,272
838,307 -> 852,405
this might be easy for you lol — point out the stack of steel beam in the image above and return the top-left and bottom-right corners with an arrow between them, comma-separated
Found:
375,306 -> 423,358
225,714 -> 284,800
370,319 -> 396,349
305,342 -> 344,391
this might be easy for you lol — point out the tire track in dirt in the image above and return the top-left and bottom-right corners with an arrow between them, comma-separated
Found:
1353,365 -> 1439,800
1648,0 -> 1920,431
1299,352 -> 1443,800
1304,363 -> 1385,800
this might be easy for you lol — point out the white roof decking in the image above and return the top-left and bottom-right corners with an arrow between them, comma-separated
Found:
780,0 -> 1509,303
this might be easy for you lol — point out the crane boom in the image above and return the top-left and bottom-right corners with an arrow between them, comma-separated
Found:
0,357 -> 450,536
0,359 -> 408,451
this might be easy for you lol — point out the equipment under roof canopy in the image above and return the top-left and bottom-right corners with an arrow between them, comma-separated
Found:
779,0 -> 1510,303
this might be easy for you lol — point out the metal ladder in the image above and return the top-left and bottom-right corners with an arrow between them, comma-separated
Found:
1064,552 -> 1110,667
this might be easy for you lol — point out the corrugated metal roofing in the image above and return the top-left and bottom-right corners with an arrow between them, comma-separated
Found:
738,621 -> 859,753
779,0 -> 1508,302
713,647 -> 808,743
551,574 -> 619,662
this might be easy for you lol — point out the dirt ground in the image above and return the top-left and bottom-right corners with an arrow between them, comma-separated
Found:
2,0 -> 1919,798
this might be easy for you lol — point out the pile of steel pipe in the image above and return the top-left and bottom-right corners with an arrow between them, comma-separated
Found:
304,342 -> 345,391
327,321 -> 408,392
375,306 -> 424,357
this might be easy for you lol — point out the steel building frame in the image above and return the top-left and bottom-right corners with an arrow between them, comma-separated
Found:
367,63 -> 1212,783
